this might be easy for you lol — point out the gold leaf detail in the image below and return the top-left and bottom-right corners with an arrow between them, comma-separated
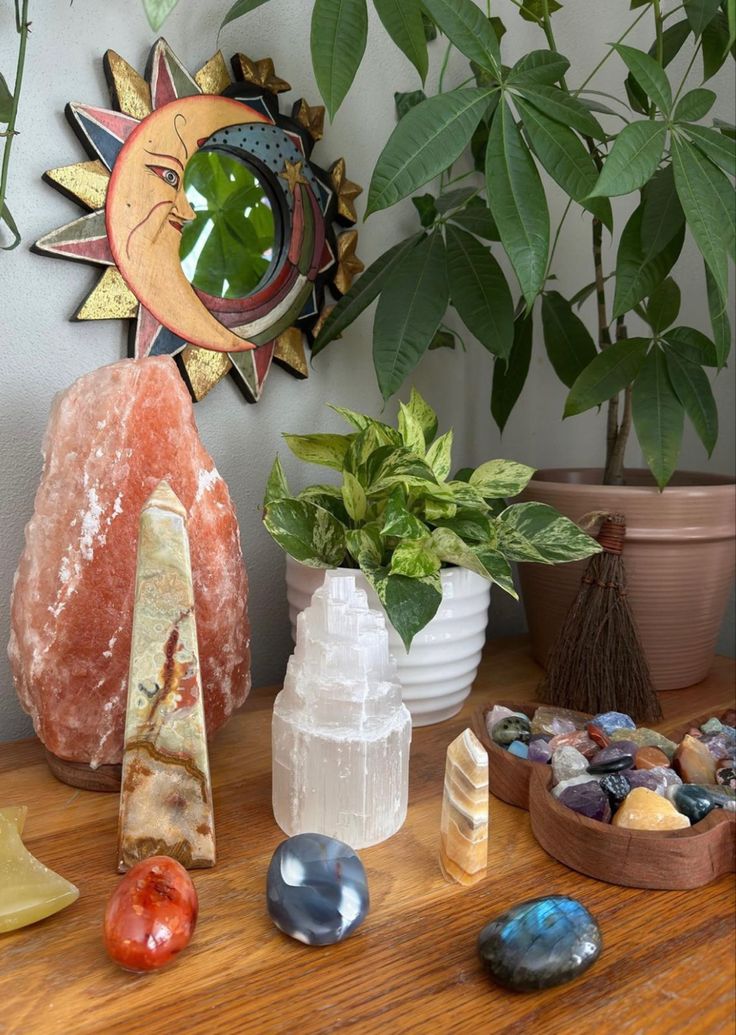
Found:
329,158 -> 363,224
105,50 -> 151,120
293,99 -> 325,142
232,54 -> 291,94
334,230 -> 364,295
180,346 -> 233,401
76,268 -> 139,321
45,161 -> 110,211
195,52 -> 231,95
274,327 -> 308,379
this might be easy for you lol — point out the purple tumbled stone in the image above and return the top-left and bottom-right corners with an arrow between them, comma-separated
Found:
701,732 -> 736,760
558,782 -> 612,823
548,718 -> 577,736
624,767 -> 682,795
528,738 -> 553,764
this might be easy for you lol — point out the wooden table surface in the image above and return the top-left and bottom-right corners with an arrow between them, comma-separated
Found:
1,637 -> 735,1035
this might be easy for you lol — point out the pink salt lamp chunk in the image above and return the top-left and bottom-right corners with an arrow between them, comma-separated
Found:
8,356 -> 250,768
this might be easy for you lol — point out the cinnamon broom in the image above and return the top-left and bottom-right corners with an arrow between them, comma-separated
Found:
540,513 -> 662,722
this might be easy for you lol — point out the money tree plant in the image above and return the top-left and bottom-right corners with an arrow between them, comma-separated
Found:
262,389 -> 600,648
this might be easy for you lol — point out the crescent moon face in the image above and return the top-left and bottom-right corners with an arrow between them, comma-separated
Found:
106,95 -> 269,353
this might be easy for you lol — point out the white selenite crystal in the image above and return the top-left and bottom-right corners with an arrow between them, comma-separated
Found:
272,572 -> 411,849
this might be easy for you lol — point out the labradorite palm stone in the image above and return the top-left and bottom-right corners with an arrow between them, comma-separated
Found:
478,896 -> 601,991
266,833 -> 369,946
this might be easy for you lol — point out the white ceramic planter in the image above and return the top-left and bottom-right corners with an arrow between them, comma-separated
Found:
285,556 -> 491,726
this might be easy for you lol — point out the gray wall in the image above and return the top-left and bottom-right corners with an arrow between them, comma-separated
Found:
1,1 -> 734,741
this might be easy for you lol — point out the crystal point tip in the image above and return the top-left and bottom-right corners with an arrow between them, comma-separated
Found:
143,479 -> 186,517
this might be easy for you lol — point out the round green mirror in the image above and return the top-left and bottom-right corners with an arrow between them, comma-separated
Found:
180,150 -> 276,300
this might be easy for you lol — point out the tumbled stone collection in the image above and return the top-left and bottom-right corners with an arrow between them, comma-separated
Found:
487,705 -> 736,831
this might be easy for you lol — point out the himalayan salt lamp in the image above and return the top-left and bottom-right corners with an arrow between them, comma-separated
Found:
104,856 -> 197,971
0,808 -> 79,932
8,357 -> 250,774
118,482 -> 214,872
440,728 -> 489,885
272,572 -> 411,850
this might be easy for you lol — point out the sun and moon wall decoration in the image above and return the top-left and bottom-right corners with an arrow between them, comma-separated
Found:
35,39 -> 364,404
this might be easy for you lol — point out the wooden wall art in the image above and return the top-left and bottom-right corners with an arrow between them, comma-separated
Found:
35,39 -> 363,403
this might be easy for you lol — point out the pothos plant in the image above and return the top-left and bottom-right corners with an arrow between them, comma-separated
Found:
262,389 -> 600,648
299,0 -> 732,491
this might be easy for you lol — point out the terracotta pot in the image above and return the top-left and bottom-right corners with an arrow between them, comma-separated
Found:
517,469 -> 736,690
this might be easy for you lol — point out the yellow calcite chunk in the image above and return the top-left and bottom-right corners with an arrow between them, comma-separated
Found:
0,810 -> 79,933
612,787 -> 691,831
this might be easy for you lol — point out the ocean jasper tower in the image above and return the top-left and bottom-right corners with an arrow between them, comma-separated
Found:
8,356 -> 250,767
272,572 -> 411,849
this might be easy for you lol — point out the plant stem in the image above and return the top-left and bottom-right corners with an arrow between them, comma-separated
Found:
672,40 -> 703,106
604,319 -> 632,485
650,0 -> 664,118
0,0 -> 30,238
574,6 -> 650,96
438,40 -> 452,94
546,198 -> 573,279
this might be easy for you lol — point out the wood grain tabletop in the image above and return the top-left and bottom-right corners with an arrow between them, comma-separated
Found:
1,636 -> 734,1035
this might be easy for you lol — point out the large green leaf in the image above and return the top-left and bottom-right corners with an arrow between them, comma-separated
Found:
373,0 -> 428,81
632,347 -> 684,489
564,338 -> 650,417
381,487 -> 430,540
663,325 -> 718,367
362,565 -> 442,650
685,0 -> 722,34
373,232 -> 449,398
283,433 -> 352,469
311,0 -> 368,118
397,399 -> 427,453
520,0 -> 562,20
405,387 -> 439,445
590,121 -> 667,197
299,485 -> 351,525
508,50 -> 570,85
485,100 -> 550,306
346,525 -> 383,567
702,11 -> 732,78
390,539 -> 441,578
613,44 -> 673,113
329,404 -> 402,441
491,313 -> 533,433
421,0 -> 501,73
672,134 -> 735,302
342,471 -> 367,521
449,196 -> 499,240
264,457 -> 289,505
142,0 -> 179,30
674,88 -> 717,123
220,0 -> 271,29
514,84 -> 605,139
264,499 -> 346,567
640,164 -> 685,255
445,224 -> 514,358
470,460 -> 536,499
430,527 -> 497,581
658,19 -> 694,66
498,502 -> 601,564
425,430 -> 453,481
313,233 -> 424,355
541,291 -> 598,388
612,206 -> 685,318
683,123 -> 736,176
643,277 -> 681,332
704,264 -> 732,366
367,87 -> 492,215
515,98 -> 607,227
665,351 -> 718,455
435,187 -> 477,214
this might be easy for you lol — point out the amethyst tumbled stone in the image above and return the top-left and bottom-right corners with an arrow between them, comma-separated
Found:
558,781 -> 612,822
587,745 -> 635,774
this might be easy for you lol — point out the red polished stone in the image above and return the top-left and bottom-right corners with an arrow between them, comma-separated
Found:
548,730 -> 598,759
9,357 -> 250,766
104,856 -> 198,972
587,724 -> 611,749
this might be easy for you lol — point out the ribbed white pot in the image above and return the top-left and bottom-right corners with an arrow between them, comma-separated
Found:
285,556 -> 491,726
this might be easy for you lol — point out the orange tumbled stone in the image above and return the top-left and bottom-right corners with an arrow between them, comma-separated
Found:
673,734 -> 717,785
612,788 -> 690,831
635,746 -> 670,770
104,856 -> 198,971
9,357 -> 250,767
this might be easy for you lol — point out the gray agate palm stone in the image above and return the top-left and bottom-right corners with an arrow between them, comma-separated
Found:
266,833 -> 369,946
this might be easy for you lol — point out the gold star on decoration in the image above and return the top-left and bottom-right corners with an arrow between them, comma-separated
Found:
76,268 -> 139,321
180,346 -> 233,401
45,160 -> 110,211
279,159 -> 308,194
232,54 -> 291,94
104,50 -> 152,121
195,51 -> 232,95
293,98 -> 325,142
274,327 -> 309,379
310,305 -> 339,342
329,158 -> 363,224
334,230 -> 364,295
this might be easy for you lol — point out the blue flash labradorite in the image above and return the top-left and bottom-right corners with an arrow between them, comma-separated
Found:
478,896 -> 602,991
266,833 -> 369,947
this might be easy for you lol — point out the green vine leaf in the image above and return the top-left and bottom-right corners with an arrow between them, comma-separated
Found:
142,0 -> 180,31
674,88 -> 717,122
508,50 -> 570,86
311,0 -> 369,119
613,43 -> 673,114
590,121 -> 667,198
220,0 -> 271,30
263,499 -> 346,567
564,338 -> 650,417
445,224 -> 514,359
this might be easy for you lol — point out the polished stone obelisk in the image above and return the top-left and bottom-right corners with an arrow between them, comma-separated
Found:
117,481 -> 215,871
439,728 -> 489,885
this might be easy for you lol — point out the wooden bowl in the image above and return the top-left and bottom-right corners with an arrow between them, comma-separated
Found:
472,701 -> 736,889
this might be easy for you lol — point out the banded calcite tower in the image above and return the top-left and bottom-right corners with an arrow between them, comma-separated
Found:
272,572 -> 411,849
117,481 -> 215,871
440,728 -> 489,885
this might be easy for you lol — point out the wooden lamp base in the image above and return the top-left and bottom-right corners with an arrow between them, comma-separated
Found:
45,750 -> 121,793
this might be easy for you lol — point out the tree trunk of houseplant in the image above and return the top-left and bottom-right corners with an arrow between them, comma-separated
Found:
517,469 -> 736,690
